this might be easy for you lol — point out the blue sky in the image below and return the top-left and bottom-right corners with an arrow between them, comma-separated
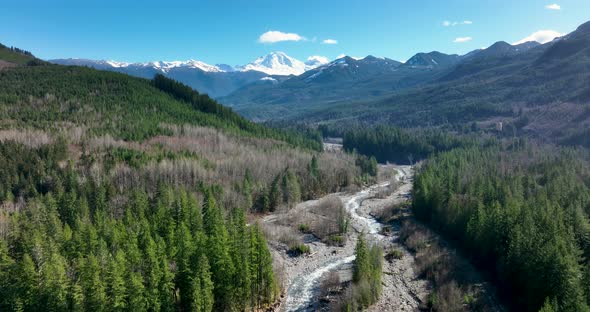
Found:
1,0 -> 589,65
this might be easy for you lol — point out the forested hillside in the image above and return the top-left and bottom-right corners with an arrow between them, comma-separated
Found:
413,142 -> 590,311
230,21 -> 590,150
342,125 -> 473,164
0,43 -> 36,65
0,64 -> 321,149
0,48 -> 362,311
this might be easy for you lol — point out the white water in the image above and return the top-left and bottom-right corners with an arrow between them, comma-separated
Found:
283,255 -> 356,311
282,168 -> 409,311
345,182 -> 389,236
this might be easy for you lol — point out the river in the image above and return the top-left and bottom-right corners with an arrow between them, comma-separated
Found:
281,166 -> 413,311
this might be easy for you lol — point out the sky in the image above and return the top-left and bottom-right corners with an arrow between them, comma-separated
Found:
1,0 -> 589,65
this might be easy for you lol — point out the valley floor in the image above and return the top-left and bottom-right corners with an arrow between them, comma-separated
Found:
263,166 -> 430,311
264,165 -> 503,311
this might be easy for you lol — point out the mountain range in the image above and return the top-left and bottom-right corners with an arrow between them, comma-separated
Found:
219,40 -> 543,121
51,40 -> 547,118
47,20 -> 590,148
50,52 -> 329,97
48,39 -> 545,106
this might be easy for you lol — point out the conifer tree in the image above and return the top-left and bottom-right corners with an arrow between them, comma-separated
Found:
195,254 -> 214,312
126,270 -> 147,311
105,252 -> 127,311
229,208 -> 251,309
18,253 -> 38,310
80,255 -> 107,312
67,278 -> 84,312
157,256 -> 175,312
282,169 -> 301,209
353,233 -> 369,283
268,174 -> 282,212
39,252 -> 69,311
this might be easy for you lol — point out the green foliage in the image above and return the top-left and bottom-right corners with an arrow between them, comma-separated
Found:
282,169 -> 301,208
0,140 -> 67,202
152,74 -> 322,150
288,243 -> 311,257
298,223 -> 311,233
355,155 -> 378,177
413,143 -> 590,311
326,234 -> 345,246
344,125 -> 470,164
385,248 -> 403,261
0,65 -> 320,149
0,141 -> 279,311
348,234 -> 383,309
0,43 -> 36,65
265,168 -> 303,211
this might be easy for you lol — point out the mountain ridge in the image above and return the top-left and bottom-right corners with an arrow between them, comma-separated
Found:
50,51 -> 330,97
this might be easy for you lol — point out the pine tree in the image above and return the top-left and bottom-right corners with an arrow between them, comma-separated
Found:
229,208 -> 251,310
67,279 -> 84,312
310,155 -> 319,178
195,254 -> 214,312
282,169 -> 301,209
202,189 -> 218,237
0,241 -> 16,310
353,233 -> 369,283
142,234 -> 162,312
80,255 -> 107,312
176,224 -> 195,311
207,217 -> 234,310
105,252 -> 127,311
249,223 -> 277,308
242,169 -> 254,210
157,256 -> 175,312
187,192 -> 203,234
18,253 -> 38,310
59,190 -> 78,227
368,245 -> 383,303
268,174 -> 282,212
39,252 -> 69,311
126,270 -> 147,311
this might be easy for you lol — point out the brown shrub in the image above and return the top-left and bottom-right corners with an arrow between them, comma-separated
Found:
320,271 -> 341,300
432,281 -> 464,312
297,195 -> 350,244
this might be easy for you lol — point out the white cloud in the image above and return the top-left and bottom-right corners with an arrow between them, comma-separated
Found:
337,53 -> 347,59
322,39 -> 338,44
443,20 -> 473,27
545,3 -> 561,10
258,31 -> 305,43
307,55 -> 329,63
453,37 -> 473,43
513,29 -> 562,44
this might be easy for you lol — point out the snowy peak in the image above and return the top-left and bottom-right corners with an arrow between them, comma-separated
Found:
104,60 -> 130,68
53,52 -> 329,77
238,51 -> 307,76
403,51 -> 460,69
52,58 -> 227,73
300,55 -> 401,83
134,60 -> 225,73
304,56 -> 330,69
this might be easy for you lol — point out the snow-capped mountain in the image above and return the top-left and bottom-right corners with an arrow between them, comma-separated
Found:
51,52 -> 325,98
53,51 -> 327,76
134,60 -> 227,73
304,56 -> 330,69
402,51 -> 461,69
237,51 -> 308,76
